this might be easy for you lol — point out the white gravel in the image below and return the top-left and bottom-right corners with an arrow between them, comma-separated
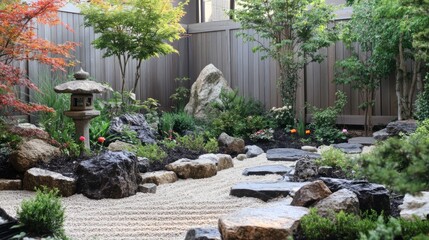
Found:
0,154 -> 294,240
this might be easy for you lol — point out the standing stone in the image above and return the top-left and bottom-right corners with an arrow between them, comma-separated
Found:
314,189 -> 360,217
77,151 -> 141,199
109,114 -> 156,144
218,133 -> 245,155
10,139 -> 60,172
219,202 -> 309,240
23,168 -> 76,197
185,64 -> 233,119
291,180 -> 332,207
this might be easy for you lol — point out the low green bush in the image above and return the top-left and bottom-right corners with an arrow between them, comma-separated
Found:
132,144 -> 167,163
317,147 -> 357,173
359,122 -> 429,194
203,138 -> 219,153
360,216 -> 429,240
175,134 -> 205,151
160,111 -> 195,136
16,187 -> 67,239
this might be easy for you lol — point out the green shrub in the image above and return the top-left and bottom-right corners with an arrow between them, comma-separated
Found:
310,91 -> 347,143
360,216 -> 429,240
170,77 -> 190,112
160,111 -> 195,136
132,144 -> 167,163
317,147 -> 357,171
160,139 -> 177,150
17,187 -> 66,238
415,72 -> 429,120
0,121 -> 21,155
300,208 -> 336,240
203,138 -> 219,153
359,125 -> 429,194
269,105 -> 295,129
175,134 -> 206,151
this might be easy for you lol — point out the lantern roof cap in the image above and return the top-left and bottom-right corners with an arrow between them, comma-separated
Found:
54,68 -> 109,94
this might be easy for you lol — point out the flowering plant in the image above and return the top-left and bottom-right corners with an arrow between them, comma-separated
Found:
249,128 -> 274,142
270,105 -> 295,128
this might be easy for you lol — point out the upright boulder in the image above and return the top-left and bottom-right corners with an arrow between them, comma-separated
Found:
10,139 -> 60,172
76,151 -> 141,199
218,133 -> 245,155
110,114 -> 156,144
185,64 -> 232,119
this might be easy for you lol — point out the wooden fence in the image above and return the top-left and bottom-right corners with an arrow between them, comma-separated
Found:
26,7 -> 397,125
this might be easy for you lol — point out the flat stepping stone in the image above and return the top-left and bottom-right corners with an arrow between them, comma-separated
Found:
348,137 -> 376,146
266,148 -> 320,161
230,181 -> 309,201
332,143 -> 363,154
242,165 -> 293,176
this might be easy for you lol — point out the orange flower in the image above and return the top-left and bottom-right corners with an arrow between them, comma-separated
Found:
305,130 -> 311,135
290,129 -> 297,134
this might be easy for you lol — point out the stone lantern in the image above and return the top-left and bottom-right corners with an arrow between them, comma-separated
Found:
54,68 -> 109,149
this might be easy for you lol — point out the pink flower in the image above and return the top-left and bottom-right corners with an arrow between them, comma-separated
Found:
79,136 -> 85,142
98,137 -> 105,143
342,129 -> 348,134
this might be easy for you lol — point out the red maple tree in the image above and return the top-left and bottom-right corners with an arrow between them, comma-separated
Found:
0,0 -> 77,114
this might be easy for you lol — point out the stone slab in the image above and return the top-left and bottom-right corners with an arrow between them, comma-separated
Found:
230,181 -> 309,201
332,143 -> 363,154
242,165 -> 293,176
348,137 -> 376,146
266,148 -> 320,161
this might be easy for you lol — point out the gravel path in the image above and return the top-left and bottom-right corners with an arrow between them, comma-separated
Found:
0,154 -> 293,240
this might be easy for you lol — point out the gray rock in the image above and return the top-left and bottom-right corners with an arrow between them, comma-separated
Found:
332,143 -> 363,154
138,183 -> 157,193
166,158 -> 217,179
294,158 -> 318,181
23,168 -> 76,197
314,188 -> 360,217
318,166 -> 334,177
242,165 -> 293,176
218,201 -> 309,240
10,139 -> 60,172
141,171 -> 178,185
245,145 -> 264,158
185,228 -> 221,240
236,154 -> 247,161
0,179 -> 22,190
137,157 -> 150,173
373,128 -> 389,141
348,137 -> 376,146
77,151 -> 141,199
386,120 -> 417,135
107,140 -> 134,152
218,133 -> 245,155
399,192 -> 429,220
301,146 -> 318,153
109,114 -> 156,144
320,177 -> 390,214
230,181 -> 309,201
291,180 -> 332,207
184,64 -> 233,119
266,148 -> 320,161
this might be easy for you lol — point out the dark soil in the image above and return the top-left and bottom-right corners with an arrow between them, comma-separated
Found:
0,154 -> 21,179
35,155 -> 90,179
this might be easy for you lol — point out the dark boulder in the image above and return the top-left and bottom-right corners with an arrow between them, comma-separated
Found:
110,114 -> 156,144
386,120 -> 417,136
294,158 -> 318,181
76,151 -> 142,199
320,177 -> 390,214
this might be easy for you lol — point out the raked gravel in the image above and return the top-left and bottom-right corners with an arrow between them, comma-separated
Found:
0,153 -> 294,240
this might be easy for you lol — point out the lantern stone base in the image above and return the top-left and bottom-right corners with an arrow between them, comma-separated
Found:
65,110 -> 100,149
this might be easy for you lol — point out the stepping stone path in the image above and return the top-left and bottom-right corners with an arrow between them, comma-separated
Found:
230,181 -> 309,201
348,137 -> 376,146
332,143 -> 363,154
185,228 -> 221,240
266,148 -> 320,161
218,201 -> 309,240
242,165 -> 293,176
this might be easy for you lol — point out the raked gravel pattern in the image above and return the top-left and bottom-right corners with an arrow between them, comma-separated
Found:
0,153 -> 293,240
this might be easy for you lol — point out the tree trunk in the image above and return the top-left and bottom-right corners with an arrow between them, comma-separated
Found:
395,56 -> 403,120
132,59 -> 143,94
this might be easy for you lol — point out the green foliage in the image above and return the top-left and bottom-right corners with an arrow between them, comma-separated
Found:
16,187 -> 66,239
209,89 -> 271,137
300,209 -> 377,240
80,0 -> 187,94
159,139 -> 177,150
174,133 -> 219,153
203,138 -> 219,153
231,0 -> 337,113
141,98 -> 160,129
89,116 -> 111,147
132,144 -> 167,163
310,91 -> 347,143
318,147 -> 349,169
170,77 -> 190,112
95,90 -> 143,120
0,121 -> 21,155
249,128 -> 274,142
33,74 -> 79,156
269,105 -> 295,129
160,111 -> 195,136
359,122 -> 429,194
360,216 -> 429,240
415,73 -> 429,120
